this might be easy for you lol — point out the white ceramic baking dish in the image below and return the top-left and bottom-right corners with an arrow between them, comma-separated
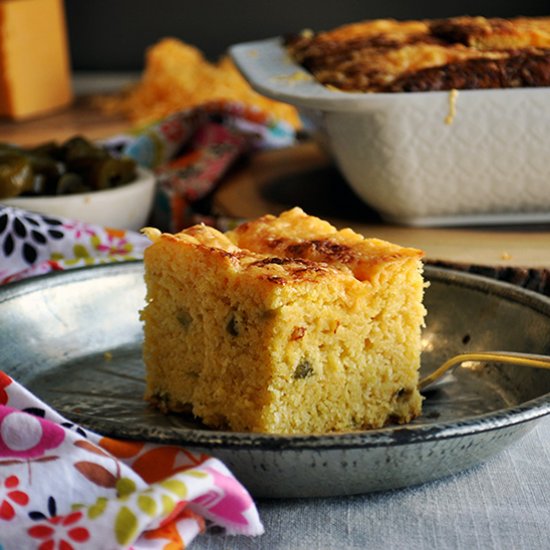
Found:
230,37 -> 550,227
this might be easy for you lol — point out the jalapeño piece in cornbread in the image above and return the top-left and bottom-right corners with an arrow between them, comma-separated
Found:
141,208 -> 426,434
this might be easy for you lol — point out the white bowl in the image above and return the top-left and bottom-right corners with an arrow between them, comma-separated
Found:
2,166 -> 156,231
230,37 -> 550,227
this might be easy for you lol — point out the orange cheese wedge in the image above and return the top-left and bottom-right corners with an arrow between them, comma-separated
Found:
0,0 -> 73,119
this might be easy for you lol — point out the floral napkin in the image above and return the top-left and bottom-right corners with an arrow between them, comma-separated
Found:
0,372 -> 264,549
107,99 -> 296,232
0,205 -> 150,285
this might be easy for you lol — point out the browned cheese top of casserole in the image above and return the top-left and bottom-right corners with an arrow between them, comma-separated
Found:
284,16 -> 550,92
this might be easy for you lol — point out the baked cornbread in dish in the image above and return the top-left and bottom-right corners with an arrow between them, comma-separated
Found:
285,16 -> 550,92
141,208 -> 426,434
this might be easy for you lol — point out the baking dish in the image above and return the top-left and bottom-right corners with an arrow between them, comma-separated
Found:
230,37 -> 550,227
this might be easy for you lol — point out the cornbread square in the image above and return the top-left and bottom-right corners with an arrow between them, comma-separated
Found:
141,208 -> 426,434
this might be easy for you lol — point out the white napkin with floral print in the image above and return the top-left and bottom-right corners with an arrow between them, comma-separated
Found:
0,205 -> 151,285
0,371 -> 264,549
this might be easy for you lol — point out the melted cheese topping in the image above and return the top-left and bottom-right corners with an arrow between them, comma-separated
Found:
286,16 -> 550,92
444,89 -> 459,125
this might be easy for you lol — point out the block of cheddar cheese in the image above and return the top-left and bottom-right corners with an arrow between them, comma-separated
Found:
0,0 -> 73,119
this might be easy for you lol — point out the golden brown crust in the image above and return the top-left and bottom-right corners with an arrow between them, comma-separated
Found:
387,50 -> 550,92
147,218 -> 342,286
285,16 -> 550,92
147,207 -> 423,286
430,16 -> 550,49
226,207 -> 423,282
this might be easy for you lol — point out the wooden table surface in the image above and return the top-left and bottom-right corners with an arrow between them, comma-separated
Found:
1,94 -> 549,293
0,97 -> 129,146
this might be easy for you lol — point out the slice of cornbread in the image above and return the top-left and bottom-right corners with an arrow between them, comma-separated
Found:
141,208 -> 426,434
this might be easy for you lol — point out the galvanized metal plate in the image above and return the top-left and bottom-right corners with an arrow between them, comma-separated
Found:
1,262 -> 549,497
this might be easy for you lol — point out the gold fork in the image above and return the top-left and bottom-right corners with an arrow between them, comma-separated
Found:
419,351 -> 550,391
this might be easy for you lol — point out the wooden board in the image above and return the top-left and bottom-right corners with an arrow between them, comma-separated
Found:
0,96 -> 130,146
215,142 -> 550,294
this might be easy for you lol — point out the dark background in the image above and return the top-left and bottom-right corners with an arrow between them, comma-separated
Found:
63,1 -> 549,71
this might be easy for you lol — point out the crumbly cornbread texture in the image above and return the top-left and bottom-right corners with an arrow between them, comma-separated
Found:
141,208 -> 426,434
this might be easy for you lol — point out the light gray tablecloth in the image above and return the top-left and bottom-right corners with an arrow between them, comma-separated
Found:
194,416 -> 550,549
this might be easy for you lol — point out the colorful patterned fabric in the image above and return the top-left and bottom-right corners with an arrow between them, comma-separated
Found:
0,372 -> 264,549
110,100 -> 296,232
0,205 -> 151,285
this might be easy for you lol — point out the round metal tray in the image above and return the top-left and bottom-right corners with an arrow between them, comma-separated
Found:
1,262 -> 549,498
